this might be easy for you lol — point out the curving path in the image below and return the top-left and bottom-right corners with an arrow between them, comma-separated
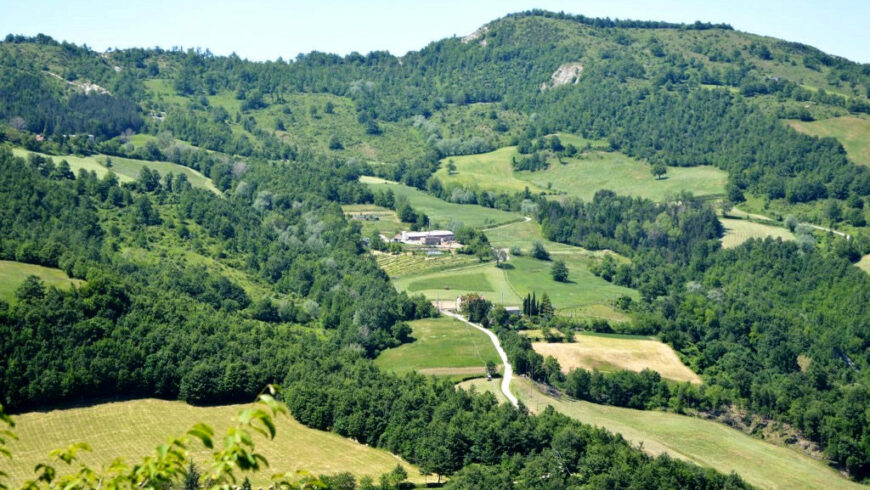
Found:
442,311 -> 518,407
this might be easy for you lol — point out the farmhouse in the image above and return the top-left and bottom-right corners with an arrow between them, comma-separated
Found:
399,230 -> 455,245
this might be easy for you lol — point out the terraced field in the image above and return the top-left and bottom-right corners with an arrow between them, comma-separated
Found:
375,252 -> 477,278
11,148 -> 218,193
0,260 -> 84,303
5,399 -> 426,487
375,317 -> 501,380
532,332 -> 702,384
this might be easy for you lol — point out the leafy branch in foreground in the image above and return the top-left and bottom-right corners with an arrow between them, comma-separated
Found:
1,386 -> 323,490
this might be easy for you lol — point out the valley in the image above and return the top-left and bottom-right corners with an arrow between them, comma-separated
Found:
1,5 -> 870,488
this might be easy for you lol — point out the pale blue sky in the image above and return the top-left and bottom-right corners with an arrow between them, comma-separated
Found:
2,1 -> 868,63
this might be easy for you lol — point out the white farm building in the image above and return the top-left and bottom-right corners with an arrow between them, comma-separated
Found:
400,230 -> 455,245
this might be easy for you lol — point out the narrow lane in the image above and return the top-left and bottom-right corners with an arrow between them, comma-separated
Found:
442,311 -> 518,407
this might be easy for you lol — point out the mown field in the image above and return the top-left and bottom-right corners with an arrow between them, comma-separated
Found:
532,332 -> 702,384
342,204 -> 404,237
434,139 -> 727,202
720,218 -> 795,248
787,116 -> 870,168
361,176 -> 521,228
11,148 -> 218,193
499,379 -> 861,490
5,399 -> 426,487
375,316 -> 501,379
0,260 -> 84,303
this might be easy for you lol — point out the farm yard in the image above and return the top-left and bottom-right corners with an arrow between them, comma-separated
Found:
11,148 -> 219,193
0,260 -> 84,303
532,332 -> 702,384
5,399 -> 426,487
375,317 -> 502,380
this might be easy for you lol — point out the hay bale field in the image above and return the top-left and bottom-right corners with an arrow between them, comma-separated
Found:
532,332 -> 701,384
5,399 -> 425,487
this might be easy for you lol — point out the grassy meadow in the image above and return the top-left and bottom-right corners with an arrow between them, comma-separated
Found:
506,378 -> 861,490
532,332 -> 701,384
361,176 -> 521,228
435,140 -> 727,202
375,316 -> 502,379
857,254 -> 870,275
5,399 -> 426,487
787,116 -> 870,168
342,204 -> 404,237
0,260 -> 84,303
11,148 -> 218,193
720,218 -> 795,248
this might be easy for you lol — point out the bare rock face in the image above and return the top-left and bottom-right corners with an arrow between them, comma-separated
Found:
461,25 -> 489,46
541,62 -> 584,91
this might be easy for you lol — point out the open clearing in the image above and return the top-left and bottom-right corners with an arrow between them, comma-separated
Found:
375,316 -> 501,379
5,399 -> 425,487
361,176 -> 521,228
720,218 -> 795,248
392,262 -> 521,305
457,378 -> 508,404
342,204 -> 404,236
11,148 -> 218,193
857,254 -> 870,275
506,378 -> 860,490
0,260 -> 84,303
435,142 -> 727,202
787,116 -> 870,168
532,332 -> 701,384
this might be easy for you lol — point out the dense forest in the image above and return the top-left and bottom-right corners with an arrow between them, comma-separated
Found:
2,8 -> 870,487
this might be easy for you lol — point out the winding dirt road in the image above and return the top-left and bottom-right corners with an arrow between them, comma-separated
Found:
442,311 -> 518,407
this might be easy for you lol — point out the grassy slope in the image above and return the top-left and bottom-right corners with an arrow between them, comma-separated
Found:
532,332 -> 701,384
857,254 -> 870,275
394,262 -> 522,307
6,399 -> 425,487
787,116 -> 870,168
362,176 -> 521,229
342,204 -> 404,237
375,317 -> 501,378
504,378 -> 860,490
10,148 -> 218,193
720,218 -> 796,248
456,378 -> 508,405
0,260 -> 84,303
435,142 -> 727,202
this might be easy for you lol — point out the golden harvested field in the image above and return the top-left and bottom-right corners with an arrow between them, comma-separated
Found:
720,218 -> 795,248
532,332 -> 701,384
5,399 -> 426,487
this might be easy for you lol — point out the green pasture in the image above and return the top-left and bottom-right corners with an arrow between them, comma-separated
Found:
0,260 -> 84,303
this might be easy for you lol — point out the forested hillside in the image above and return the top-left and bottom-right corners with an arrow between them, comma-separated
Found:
2,9 -> 870,487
